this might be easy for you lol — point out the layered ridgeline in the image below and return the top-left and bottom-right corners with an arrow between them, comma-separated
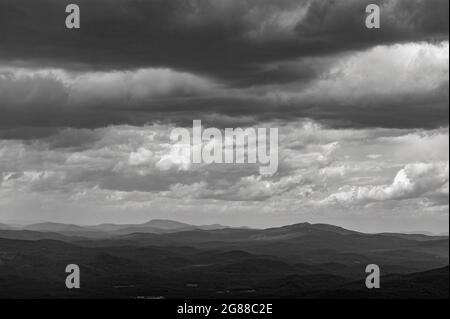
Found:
0,220 -> 448,299
0,219 -> 229,238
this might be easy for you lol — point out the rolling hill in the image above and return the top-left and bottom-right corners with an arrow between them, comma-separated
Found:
0,220 -> 448,299
19,219 -> 229,237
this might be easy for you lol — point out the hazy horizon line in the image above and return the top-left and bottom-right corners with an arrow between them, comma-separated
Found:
1,218 -> 448,236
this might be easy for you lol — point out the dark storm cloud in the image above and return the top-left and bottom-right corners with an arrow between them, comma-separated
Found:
0,0 -> 448,132
0,73 -> 447,134
0,0 -> 447,81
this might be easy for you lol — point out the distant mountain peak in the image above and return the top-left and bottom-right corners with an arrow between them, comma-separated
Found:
277,222 -> 358,235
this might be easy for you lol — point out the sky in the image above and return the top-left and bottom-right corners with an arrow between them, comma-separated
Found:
0,0 -> 448,233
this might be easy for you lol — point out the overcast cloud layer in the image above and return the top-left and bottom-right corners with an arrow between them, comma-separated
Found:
0,0 -> 448,232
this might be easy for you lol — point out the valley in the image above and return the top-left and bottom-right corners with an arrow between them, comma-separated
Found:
0,220 -> 448,299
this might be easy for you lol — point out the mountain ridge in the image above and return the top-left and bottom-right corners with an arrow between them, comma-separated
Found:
2,219 -> 448,240
0,220 -> 448,299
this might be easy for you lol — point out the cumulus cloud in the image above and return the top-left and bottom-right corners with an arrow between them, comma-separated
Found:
0,121 -> 448,231
1,121 -> 448,207
262,41 -> 449,128
304,42 -> 448,99
325,162 -> 449,205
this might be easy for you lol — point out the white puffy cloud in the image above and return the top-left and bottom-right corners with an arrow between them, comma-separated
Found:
0,121 -> 448,231
326,162 -> 449,205
260,41 -> 449,125
156,148 -> 192,171
129,147 -> 154,166
308,41 -> 449,98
